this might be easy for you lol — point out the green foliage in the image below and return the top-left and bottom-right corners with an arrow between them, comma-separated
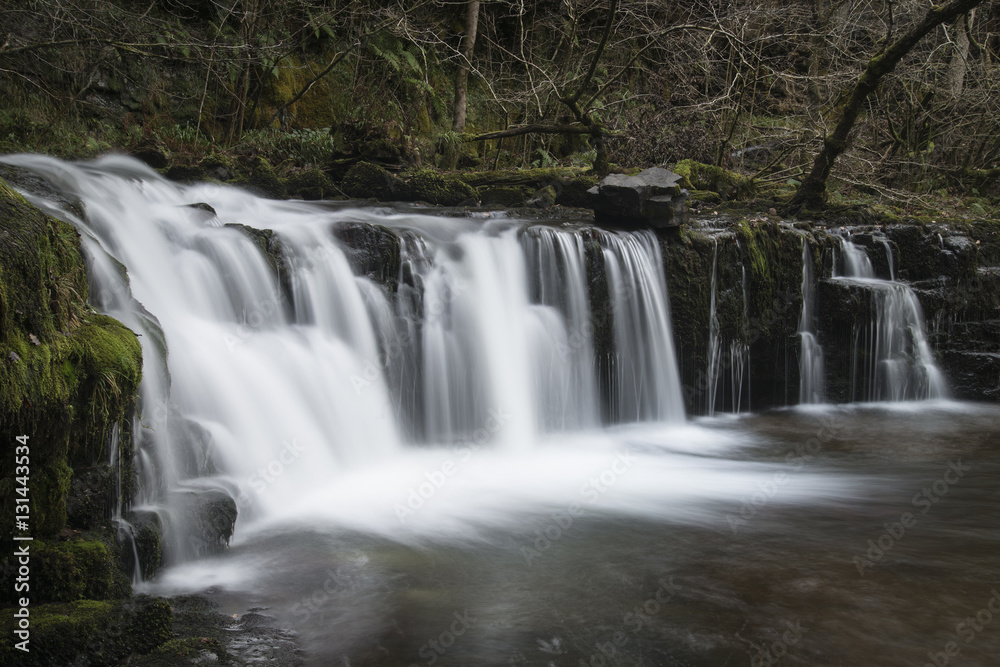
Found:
237,128 -> 337,168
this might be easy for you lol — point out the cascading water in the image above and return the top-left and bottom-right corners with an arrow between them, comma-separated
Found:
3,154 -> 686,571
798,239 -> 825,403
834,236 -> 948,401
706,238 -> 721,416
9,155 -> 997,667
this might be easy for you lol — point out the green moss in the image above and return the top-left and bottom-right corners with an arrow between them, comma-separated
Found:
480,187 -> 527,207
234,157 -> 286,199
151,636 -> 226,661
460,167 -> 589,189
406,169 -> 477,206
342,161 -> 405,200
199,153 -> 243,181
673,160 -> 754,200
285,168 -> 336,200
1,179 -> 143,607
0,596 -> 172,665
34,538 -> 126,603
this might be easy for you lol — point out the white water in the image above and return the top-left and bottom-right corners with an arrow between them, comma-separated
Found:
2,154 -> 716,562
835,237 -> 948,402
17,156 -> 980,667
798,239 -> 825,403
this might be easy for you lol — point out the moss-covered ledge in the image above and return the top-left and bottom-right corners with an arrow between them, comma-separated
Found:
0,177 -> 144,615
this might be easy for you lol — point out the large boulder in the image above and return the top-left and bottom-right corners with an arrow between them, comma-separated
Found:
587,167 -> 689,228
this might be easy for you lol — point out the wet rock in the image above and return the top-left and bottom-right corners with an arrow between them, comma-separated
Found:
185,202 -> 216,215
164,164 -> 206,183
66,464 -> 114,530
332,221 -> 402,294
588,167 -> 689,228
0,595 -> 172,665
123,509 -> 164,581
225,224 -> 293,308
0,162 -> 86,218
942,351 -> 1000,401
342,161 -> 406,200
134,594 -> 303,666
527,185 -> 557,208
169,490 -> 238,557
132,149 -> 168,169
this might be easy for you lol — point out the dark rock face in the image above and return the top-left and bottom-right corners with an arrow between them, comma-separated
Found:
588,167 -> 689,228
662,218 -> 1000,413
224,223 -> 294,309
168,490 -> 238,558
332,222 -> 402,294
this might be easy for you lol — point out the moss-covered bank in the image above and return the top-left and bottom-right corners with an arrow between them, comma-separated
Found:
0,176 -> 172,663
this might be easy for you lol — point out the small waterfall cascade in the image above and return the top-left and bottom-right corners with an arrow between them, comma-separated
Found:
703,236 -> 752,415
730,265 -> 751,413
834,236 -> 948,401
706,239 -> 721,415
2,155 -> 686,569
798,240 -> 825,404
586,229 -> 685,423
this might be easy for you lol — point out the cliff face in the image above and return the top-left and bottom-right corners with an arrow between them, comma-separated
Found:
661,217 -> 1000,413
0,177 -> 143,605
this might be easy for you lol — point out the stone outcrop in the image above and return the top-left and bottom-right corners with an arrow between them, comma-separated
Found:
588,167 -> 689,228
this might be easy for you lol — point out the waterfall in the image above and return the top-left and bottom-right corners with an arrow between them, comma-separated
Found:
706,238 -> 721,415
835,237 -> 948,402
3,155 -> 685,569
798,240 -> 825,404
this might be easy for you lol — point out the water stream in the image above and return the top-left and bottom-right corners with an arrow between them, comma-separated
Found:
3,155 -> 996,667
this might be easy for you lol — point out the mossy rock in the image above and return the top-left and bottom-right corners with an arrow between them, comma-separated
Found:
554,176 -> 600,208
406,169 -> 477,206
163,164 -> 206,184
32,537 -> 129,604
234,157 -> 286,199
143,636 -> 227,664
285,168 -> 336,200
0,595 -> 172,665
673,160 -> 754,200
199,153 -> 242,182
480,187 -> 527,207
687,189 -> 722,204
527,185 -> 557,208
341,161 -> 405,201
1,178 -> 143,606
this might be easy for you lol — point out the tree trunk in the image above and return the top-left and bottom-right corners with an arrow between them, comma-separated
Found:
445,1 -> 480,170
789,0 -> 985,212
947,9 -> 975,97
